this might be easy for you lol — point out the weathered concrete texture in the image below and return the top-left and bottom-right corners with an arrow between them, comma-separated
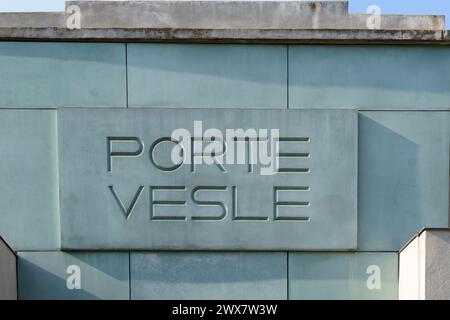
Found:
0,42 -> 126,108
0,1 -> 447,43
289,252 -> 398,300
58,108 -> 357,250
128,44 -> 287,108
358,112 -> 449,251
0,237 -> 17,300
44,1 -> 450,31
289,46 -> 450,110
424,230 -> 450,299
0,27 -> 446,44
0,13 -> 65,28
348,14 -> 445,32
399,229 -> 450,300
0,110 -> 60,251
69,1 -> 351,29
18,252 -> 129,300
130,252 -> 287,300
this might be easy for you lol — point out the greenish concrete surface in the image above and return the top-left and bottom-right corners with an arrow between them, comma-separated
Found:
0,110 -> 59,251
127,44 -> 287,108
358,111 -> 449,251
0,42 -> 126,108
289,252 -> 399,300
289,46 -> 450,109
58,108 -> 357,250
18,252 -> 129,300
131,252 -> 287,300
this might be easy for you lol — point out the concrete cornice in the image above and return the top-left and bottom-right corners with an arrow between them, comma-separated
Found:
0,1 -> 448,44
0,28 -> 448,45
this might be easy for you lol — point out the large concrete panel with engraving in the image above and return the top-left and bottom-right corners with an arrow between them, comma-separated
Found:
0,110 -> 60,251
0,237 -> 17,300
131,252 -> 286,300
127,44 -> 287,108
0,42 -> 126,108
59,108 -> 357,250
289,252 -> 398,300
289,46 -> 450,109
358,112 -> 449,251
18,252 -> 129,300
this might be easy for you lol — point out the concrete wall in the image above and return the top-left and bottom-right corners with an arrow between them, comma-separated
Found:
0,41 -> 448,299
399,229 -> 450,300
0,237 -> 17,300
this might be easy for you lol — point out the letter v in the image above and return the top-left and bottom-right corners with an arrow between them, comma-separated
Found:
109,185 -> 144,220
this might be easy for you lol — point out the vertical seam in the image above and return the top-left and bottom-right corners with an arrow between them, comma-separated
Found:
125,43 -> 129,108
128,251 -> 131,300
286,252 -> 290,300
286,45 -> 290,110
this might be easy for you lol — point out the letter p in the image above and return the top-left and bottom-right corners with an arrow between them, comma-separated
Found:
107,137 -> 144,172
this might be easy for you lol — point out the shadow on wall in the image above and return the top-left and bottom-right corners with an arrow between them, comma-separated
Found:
18,252 -> 129,300
18,258 -> 99,300
358,113 -> 421,250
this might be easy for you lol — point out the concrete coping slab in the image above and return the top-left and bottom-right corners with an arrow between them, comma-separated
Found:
0,1 -> 448,43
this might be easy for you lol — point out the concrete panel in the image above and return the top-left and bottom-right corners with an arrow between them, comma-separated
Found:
358,112 -> 449,251
424,229 -> 450,299
289,46 -> 450,109
289,252 -> 398,300
0,110 -> 59,251
127,44 -> 287,108
0,42 -> 126,108
131,252 -> 287,300
399,229 -> 450,300
0,237 -> 17,300
59,108 -> 357,250
18,252 -> 129,300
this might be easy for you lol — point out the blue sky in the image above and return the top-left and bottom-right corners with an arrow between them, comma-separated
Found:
0,0 -> 448,26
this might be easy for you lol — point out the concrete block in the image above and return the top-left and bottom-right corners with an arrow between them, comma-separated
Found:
346,14 -> 445,31
127,44 -> 287,108
0,110 -> 59,251
400,228 -> 450,300
65,1 -> 444,31
289,252 -> 399,300
0,237 -> 17,300
0,13 -> 65,28
18,252 -> 129,300
58,108 -> 357,250
358,112 -> 449,251
289,46 -> 450,109
0,42 -> 126,108
67,1 -> 349,29
130,252 -> 287,300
